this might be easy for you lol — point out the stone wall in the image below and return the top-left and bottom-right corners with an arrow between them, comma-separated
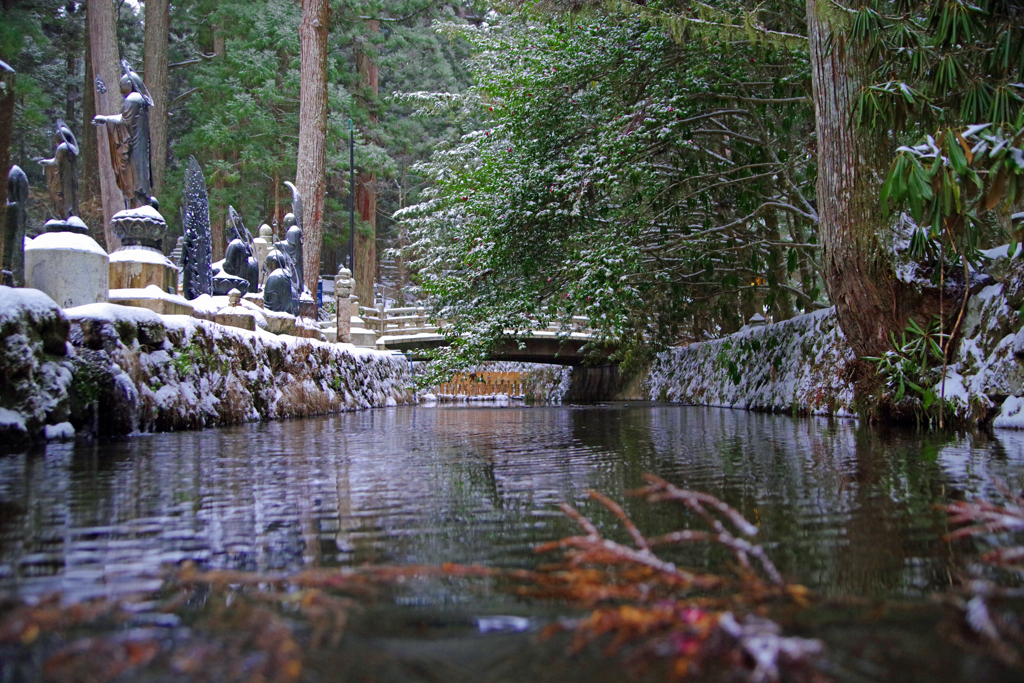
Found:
645,250 -> 1024,428
0,287 -> 414,448
646,308 -> 857,416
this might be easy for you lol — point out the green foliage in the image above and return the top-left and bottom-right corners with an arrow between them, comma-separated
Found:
851,0 -> 1024,275
160,0 -> 472,275
865,317 -> 948,410
399,2 -> 822,372
853,0 -> 1024,132
2,1 -> 89,193
881,120 -> 1024,265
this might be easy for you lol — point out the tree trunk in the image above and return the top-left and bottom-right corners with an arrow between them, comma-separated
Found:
806,0 -> 909,359
355,172 -> 376,305
354,20 -> 378,307
0,61 -> 12,269
765,211 -> 794,322
211,161 -> 225,261
0,62 -> 13,202
81,25 -> 102,242
296,0 -> 330,296
87,0 -> 123,251
143,0 -> 169,199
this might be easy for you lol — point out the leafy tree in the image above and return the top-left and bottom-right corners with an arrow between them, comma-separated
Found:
296,0 -> 331,294
398,3 -> 820,379
804,0 -> 1024,372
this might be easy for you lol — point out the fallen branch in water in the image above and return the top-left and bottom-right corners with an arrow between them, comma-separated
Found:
636,474 -> 785,587
526,477 -> 821,681
940,479 -> 1024,667
0,480 -> 817,683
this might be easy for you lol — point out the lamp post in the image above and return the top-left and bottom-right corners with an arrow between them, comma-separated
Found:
348,118 -> 355,273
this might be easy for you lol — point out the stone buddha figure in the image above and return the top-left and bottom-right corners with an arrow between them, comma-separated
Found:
92,60 -> 153,209
38,119 -> 79,221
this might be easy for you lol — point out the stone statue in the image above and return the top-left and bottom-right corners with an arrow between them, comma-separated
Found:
213,206 -> 258,295
38,119 -> 79,221
181,157 -> 212,299
92,60 -> 153,209
228,206 -> 259,293
263,247 -> 296,314
282,181 -> 305,291
3,165 -> 28,286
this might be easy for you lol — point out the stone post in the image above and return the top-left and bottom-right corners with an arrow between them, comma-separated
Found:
254,224 -> 272,286
335,266 -> 352,343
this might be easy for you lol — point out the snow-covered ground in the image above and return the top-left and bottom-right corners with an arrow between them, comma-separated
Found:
0,286 -> 414,446
647,248 -> 1024,428
646,309 -> 857,416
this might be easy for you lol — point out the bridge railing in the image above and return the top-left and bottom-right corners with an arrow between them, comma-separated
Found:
359,305 -> 594,339
359,305 -> 441,336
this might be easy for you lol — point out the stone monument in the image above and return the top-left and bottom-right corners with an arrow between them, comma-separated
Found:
92,60 -> 153,209
214,288 -> 256,331
263,245 -> 296,314
23,129 -> 109,308
37,119 -> 87,234
254,224 -> 273,287
213,206 -> 257,295
3,165 -> 28,287
94,61 -> 177,294
181,156 -> 212,300
281,181 -> 315,317
335,266 -> 352,343
107,202 -> 177,292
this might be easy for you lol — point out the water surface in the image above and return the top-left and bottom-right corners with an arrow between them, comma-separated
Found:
2,404 -> 1023,681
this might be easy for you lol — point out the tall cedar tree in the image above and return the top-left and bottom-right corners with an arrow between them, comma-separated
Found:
88,0 -> 123,249
297,0 -> 330,295
143,0 -> 169,198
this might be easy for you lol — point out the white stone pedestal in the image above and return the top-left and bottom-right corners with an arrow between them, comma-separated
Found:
25,232 -> 109,309
109,246 -> 179,293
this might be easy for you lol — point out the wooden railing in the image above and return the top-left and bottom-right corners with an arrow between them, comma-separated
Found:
435,371 -> 527,398
358,305 -> 439,336
356,305 -> 593,339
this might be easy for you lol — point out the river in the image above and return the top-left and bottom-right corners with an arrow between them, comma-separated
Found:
2,403 -> 1023,681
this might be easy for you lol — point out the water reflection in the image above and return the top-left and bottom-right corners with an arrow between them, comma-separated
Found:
1,405 -> 1024,605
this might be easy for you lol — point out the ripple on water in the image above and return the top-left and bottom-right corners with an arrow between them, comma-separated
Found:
1,405 -> 1023,604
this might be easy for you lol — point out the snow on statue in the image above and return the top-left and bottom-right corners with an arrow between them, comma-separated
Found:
92,60 -> 154,209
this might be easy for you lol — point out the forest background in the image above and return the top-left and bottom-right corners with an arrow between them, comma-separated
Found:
2,0 -> 1023,411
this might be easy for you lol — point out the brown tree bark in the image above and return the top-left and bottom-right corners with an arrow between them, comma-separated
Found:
0,60 -> 12,269
0,61 -> 14,202
211,160 -> 225,261
143,0 -> 169,199
355,172 -> 376,305
81,27 -> 101,234
87,0 -> 123,251
806,0 -> 912,359
296,0 -> 331,296
354,20 -> 378,307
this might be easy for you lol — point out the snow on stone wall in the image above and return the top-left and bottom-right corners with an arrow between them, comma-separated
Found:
646,250 -> 1024,428
417,360 -> 572,403
0,286 -> 414,446
645,308 -> 857,416
0,287 -> 74,446
943,254 -> 1024,426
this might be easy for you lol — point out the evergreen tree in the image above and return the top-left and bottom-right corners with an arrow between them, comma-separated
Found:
398,4 -> 818,377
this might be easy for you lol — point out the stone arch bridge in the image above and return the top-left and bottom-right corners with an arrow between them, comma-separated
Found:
357,306 -> 629,400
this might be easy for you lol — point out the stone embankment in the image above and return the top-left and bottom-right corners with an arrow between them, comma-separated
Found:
646,308 -> 856,416
0,286 -> 413,448
646,251 -> 1024,428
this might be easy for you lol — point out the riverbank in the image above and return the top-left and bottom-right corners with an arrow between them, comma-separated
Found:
646,250 -> 1024,427
0,286 -> 414,447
